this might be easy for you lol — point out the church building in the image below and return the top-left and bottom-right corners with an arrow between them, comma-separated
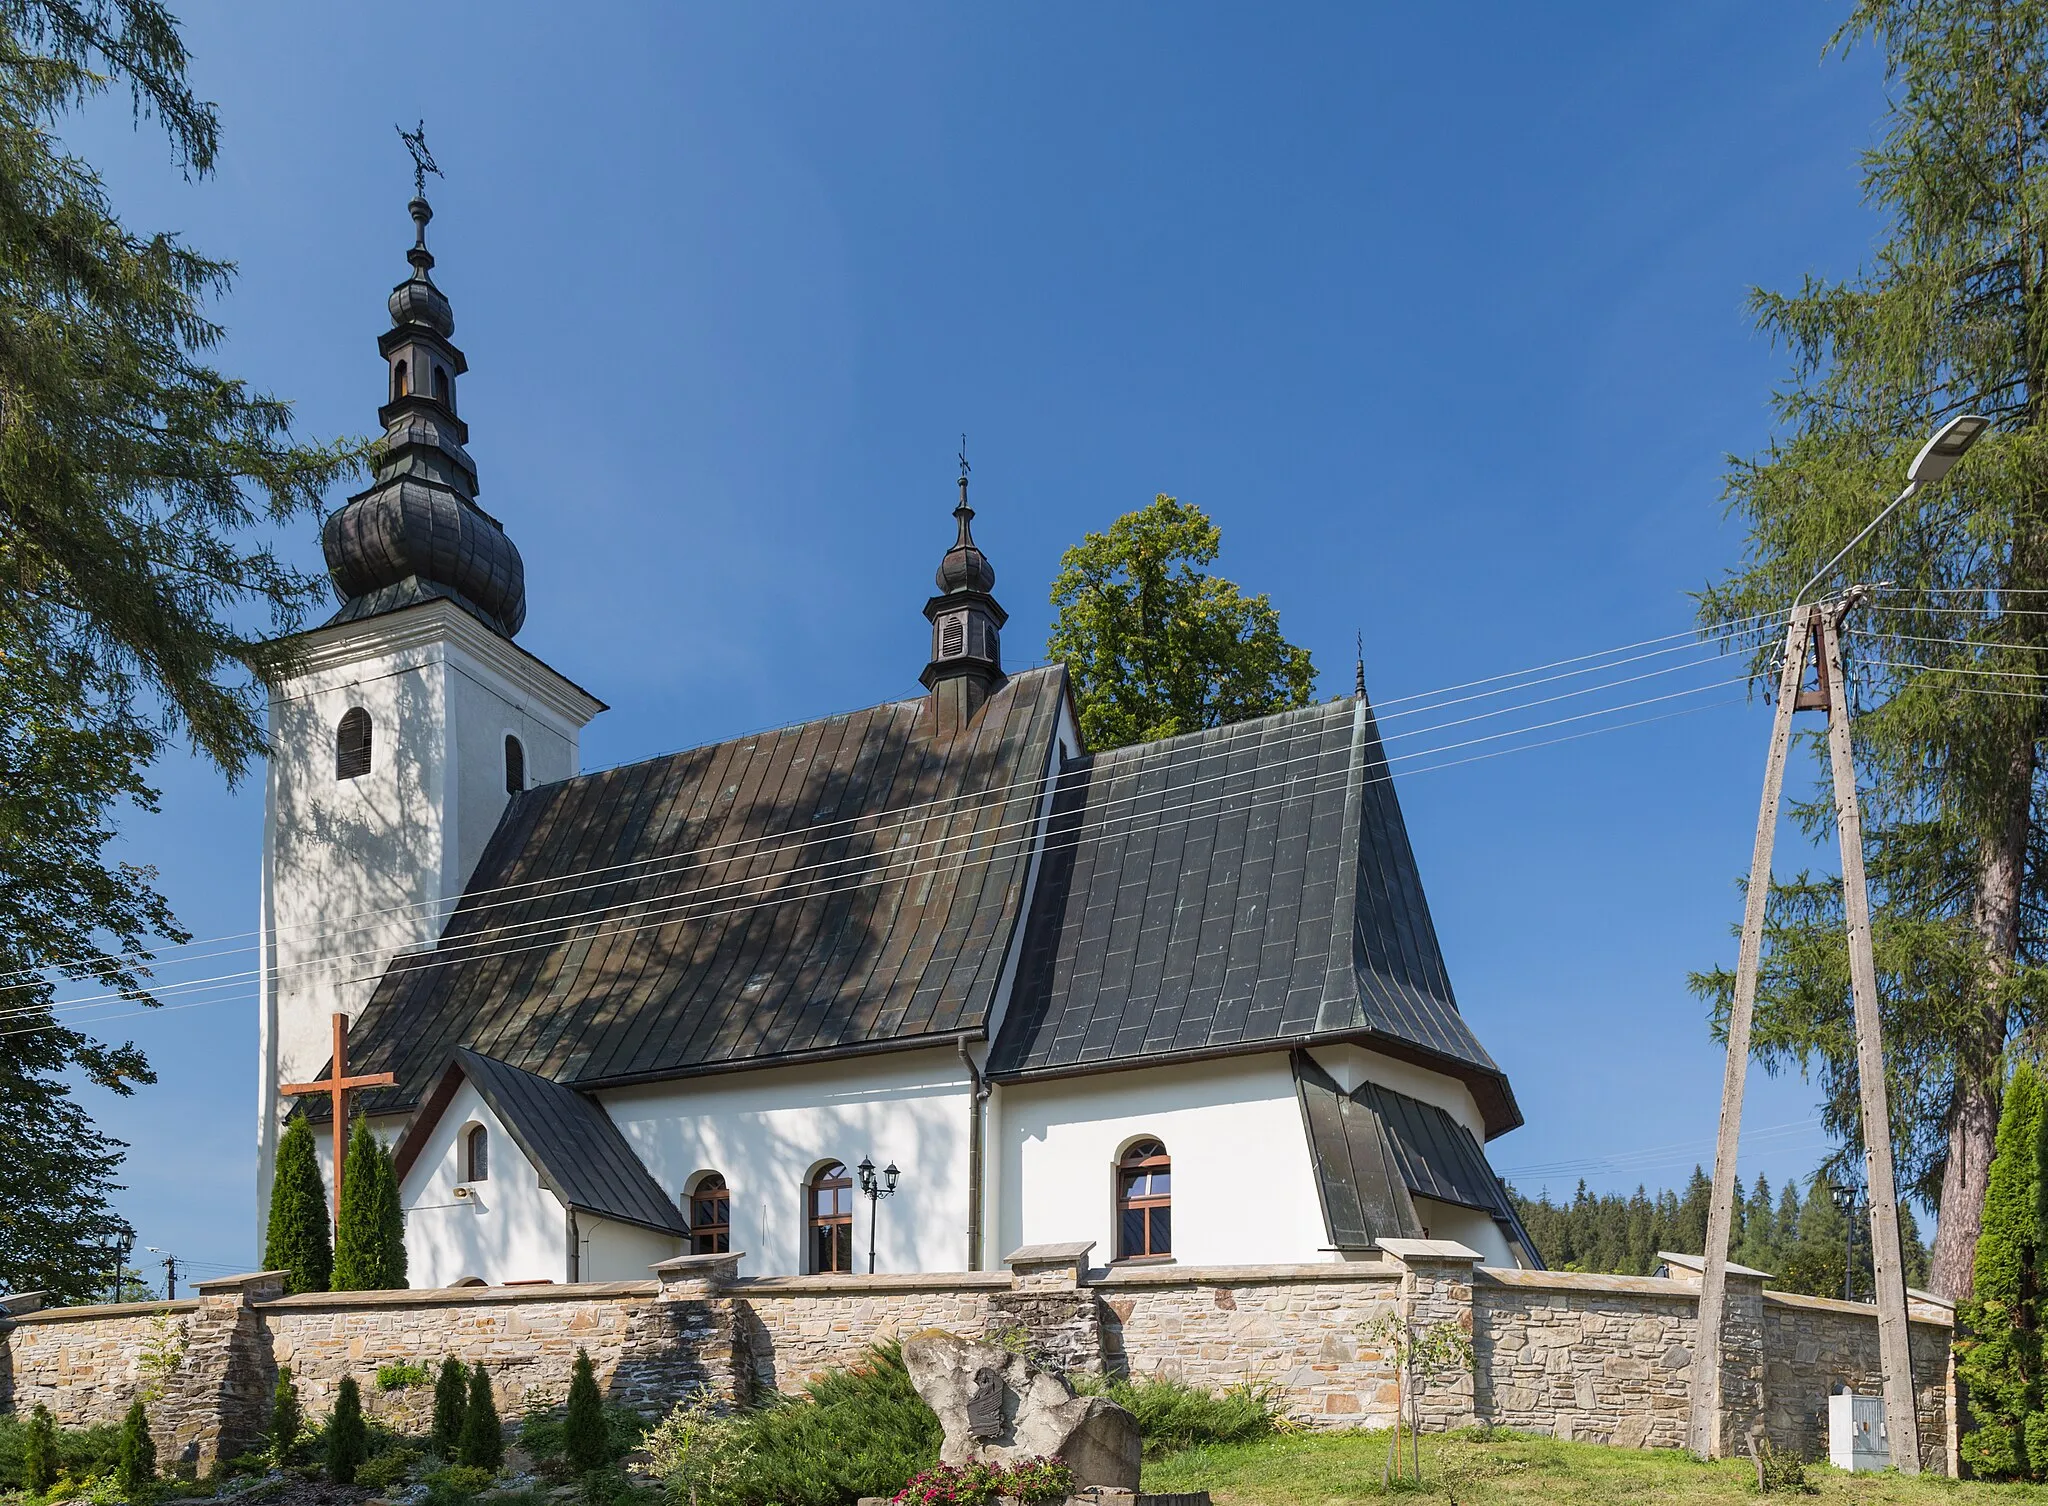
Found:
258,187 -> 1538,1287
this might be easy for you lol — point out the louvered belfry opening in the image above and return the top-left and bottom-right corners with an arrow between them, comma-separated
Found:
336,707 -> 373,779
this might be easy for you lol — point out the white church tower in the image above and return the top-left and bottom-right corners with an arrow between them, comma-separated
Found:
256,187 -> 603,1235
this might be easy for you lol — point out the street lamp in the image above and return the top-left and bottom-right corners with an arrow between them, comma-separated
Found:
1793,412 -> 1990,609
856,1156 -> 900,1275
1830,1183 -> 1860,1304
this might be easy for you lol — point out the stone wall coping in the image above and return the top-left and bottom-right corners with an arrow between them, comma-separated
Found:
9,1298 -> 200,1324
1089,1260 -> 1398,1288
1477,1267 -> 1702,1301
259,1280 -> 659,1311
732,1271 -> 1014,1295
1004,1241 -> 1096,1266
1377,1238 -> 1482,1263
0,1291 -> 49,1317
1656,1251 -> 1773,1280
1762,1287 -> 1955,1328
191,1270 -> 289,1298
651,1252 -> 743,1285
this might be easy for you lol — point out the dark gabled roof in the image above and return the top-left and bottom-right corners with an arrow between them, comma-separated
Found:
986,694 -> 1521,1137
1293,1051 -> 1539,1264
336,666 -> 1068,1115
393,1049 -> 685,1235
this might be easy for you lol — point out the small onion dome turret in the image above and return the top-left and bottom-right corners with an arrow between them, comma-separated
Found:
936,499 -> 995,594
388,197 -> 454,335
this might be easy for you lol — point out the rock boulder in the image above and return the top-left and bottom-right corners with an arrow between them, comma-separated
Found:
901,1331 -> 1140,1490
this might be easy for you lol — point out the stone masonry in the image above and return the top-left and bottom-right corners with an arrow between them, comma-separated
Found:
1,1241 -> 1959,1474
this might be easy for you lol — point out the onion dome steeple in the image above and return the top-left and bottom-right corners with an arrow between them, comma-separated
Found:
320,180 -> 526,638
922,447 -> 1007,732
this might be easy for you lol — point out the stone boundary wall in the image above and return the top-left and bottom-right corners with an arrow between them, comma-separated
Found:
0,1242 -> 1957,1475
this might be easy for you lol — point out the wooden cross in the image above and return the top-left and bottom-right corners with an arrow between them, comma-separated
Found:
281,1013 -> 397,1225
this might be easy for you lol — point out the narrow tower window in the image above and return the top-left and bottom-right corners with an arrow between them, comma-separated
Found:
809,1162 -> 853,1273
504,735 -> 526,794
1116,1139 -> 1171,1260
336,708 -> 373,780
465,1125 -> 489,1183
689,1173 -> 731,1255
434,365 -> 451,406
392,359 -> 409,400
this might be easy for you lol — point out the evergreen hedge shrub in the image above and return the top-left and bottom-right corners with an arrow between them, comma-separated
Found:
264,1117 -> 332,1295
327,1375 -> 369,1484
433,1354 -> 468,1458
460,1362 -> 503,1471
1959,1062 -> 2048,1479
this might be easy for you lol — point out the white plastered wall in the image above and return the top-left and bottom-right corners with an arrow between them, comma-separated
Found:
602,1047 -> 973,1278
257,600 -> 598,1243
995,1053 -> 1332,1268
396,1080 -> 570,1287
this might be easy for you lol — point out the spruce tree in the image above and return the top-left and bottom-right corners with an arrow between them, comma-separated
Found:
23,1404 -> 56,1494
269,1364 -> 301,1465
1692,0 -> 2048,1301
431,1355 -> 468,1460
325,1376 -> 367,1485
264,1116 -> 331,1295
459,1362 -> 503,1472
1959,1063 -> 2048,1479
117,1399 -> 155,1495
563,1348 -> 608,1474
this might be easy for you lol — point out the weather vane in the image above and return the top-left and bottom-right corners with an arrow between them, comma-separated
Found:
397,120 -> 443,198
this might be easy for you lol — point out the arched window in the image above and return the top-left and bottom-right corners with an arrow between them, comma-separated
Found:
433,365 -> 451,406
1116,1139 -> 1171,1260
808,1162 -> 853,1273
689,1173 -> 731,1255
504,735 -> 526,794
465,1124 -> 489,1183
336,708 -> 373,780
392,359 -> 409,400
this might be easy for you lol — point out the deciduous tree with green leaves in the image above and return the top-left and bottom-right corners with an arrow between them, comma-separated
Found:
1046,495 -> 1316,752
263,1116 -> 331,1295
0,0 -> 359,1304
1694,0 -> 2048,1300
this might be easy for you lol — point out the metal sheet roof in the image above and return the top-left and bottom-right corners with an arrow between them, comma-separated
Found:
339,666 -> 1068,1115
395,1048 -> 686,1235
1292,1050 -> 1540,1263
987,695 -> 1520,1136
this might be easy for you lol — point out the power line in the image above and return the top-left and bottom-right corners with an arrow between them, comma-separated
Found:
7,677 -> 1757,1042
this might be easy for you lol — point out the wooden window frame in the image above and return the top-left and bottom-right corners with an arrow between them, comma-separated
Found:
808,1162 -> 854,1274
464,1124 -> 489,1183
688,1172 -> 731,1255
1115,1139 -> 1171,1262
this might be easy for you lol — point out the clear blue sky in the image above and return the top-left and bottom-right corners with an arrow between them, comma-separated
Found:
57,2 -> 1898,1285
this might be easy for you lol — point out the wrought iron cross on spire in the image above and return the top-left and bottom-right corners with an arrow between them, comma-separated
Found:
280,1013 -> 396,1225
397,119 -> 442,198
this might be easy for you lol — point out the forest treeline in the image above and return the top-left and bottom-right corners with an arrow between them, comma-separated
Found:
1509,1164 -> 1930,1299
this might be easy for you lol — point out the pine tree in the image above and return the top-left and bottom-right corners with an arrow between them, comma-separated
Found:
269,1365 -> 301,1465
1692,0 -> 2048,1301
1046,496 -> 1316,751
1958,1063 -> 2048,1478
332,1119 -> 404,1291
117,1399 -> 155,1495
325,1376 -> 367,1485
264,1117 -> 331,1295
563,1348 -> 608,1474
459,1363 -> 502,1472
431,1355 -> 468,1459
23,1404 -> 56,1494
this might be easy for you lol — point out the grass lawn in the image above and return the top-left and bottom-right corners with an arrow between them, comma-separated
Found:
1141,1430 -> 2048,1503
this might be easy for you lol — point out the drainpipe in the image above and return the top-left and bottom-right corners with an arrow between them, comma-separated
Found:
958,1035 -> 990,1271
567,1209 -> 581,1283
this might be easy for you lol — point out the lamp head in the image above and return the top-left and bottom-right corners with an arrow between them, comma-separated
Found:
1906,413 -> 1989,485
1831,1183 -> 1857,1214
884,1162 -> 900,1193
